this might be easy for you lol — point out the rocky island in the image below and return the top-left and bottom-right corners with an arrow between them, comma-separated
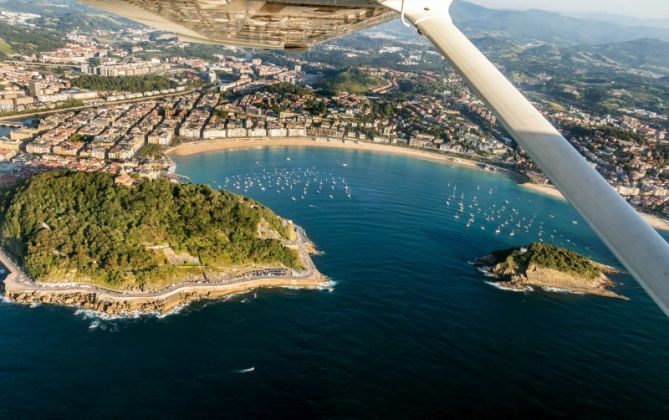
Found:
0,171 -> 327,316
475,243 -> 627,299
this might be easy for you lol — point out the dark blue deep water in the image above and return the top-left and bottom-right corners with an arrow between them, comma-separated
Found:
1,146 -> 669,418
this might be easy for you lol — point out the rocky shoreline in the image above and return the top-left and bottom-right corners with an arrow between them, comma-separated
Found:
4,276 -> 328,317
475,245 -> 628,300
1,224 -> 329,317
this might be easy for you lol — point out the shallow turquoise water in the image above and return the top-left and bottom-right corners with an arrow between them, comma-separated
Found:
1,146 -> 668,418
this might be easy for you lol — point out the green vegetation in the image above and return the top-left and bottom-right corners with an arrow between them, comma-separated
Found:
265,83 -> 313,97
68,133 -> 92,143
0,99 -> 84,118
0,171 -> 301,290
213,108 -> 229,119
0,37 -> 13,56
316,68 -> 386,95
567,125 -> 646,143
397,79 -> 451,96
490,243 -> 602,280
71,75 -> 177,93
304,99 -> 328,115
136,143 -> 166,160
0,21 -> 65,57
659,144 -> 669,165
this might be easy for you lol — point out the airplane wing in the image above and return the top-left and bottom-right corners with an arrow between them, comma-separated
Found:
81,0 -> 397,50
80,0 -> 669,316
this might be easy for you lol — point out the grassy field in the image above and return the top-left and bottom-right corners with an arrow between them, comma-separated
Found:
0,37 -> 13,56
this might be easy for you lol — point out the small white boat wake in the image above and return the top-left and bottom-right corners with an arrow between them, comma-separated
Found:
233,367 -> 255,374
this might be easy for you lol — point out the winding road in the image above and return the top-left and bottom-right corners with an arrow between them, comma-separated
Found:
1,223 -> 324,302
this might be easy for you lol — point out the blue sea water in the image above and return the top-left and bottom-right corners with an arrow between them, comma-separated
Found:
1,146 -> 669,418
0,126 -> 15,138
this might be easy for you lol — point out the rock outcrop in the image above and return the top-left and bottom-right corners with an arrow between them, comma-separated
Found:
475,243 -> 627,300
5,275 -> 327,317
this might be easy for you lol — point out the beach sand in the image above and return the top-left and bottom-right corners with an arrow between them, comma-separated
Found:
168,137 -> 486,169
168,137 -> 669,233
521,182 -> 669,232
168,137 -> 530,183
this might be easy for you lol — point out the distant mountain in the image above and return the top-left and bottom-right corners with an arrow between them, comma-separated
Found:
450,1 -> 669,45
573,38 -> 669,72
365,1 -> 669,46
5,0 -> 668,47
562,12 -> 669,31
487,37 -> 669,77
0,0 -> 142,31
0,0 -> 96,16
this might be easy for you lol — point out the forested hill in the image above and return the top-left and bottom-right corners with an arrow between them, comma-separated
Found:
315,68 -> 386,95
71,75 -> 177,93
0,21 -> 65,58
367,2 -> 669,45
0,171 -> 301,290
487,243 -> 603,280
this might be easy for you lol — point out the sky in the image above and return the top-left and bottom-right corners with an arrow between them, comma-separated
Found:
468,0 -> 669,20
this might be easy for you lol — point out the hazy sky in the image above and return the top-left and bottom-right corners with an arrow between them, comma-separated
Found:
468,0 -> 669,19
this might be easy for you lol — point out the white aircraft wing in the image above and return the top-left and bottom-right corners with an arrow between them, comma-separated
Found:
80,0 -> 669,316
81,0 -> 397,50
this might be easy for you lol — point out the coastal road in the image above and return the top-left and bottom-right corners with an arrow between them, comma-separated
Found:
0,223 -> 323,301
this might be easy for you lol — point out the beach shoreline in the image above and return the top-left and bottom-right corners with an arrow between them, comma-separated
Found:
4,136 -> 667,315
166,137 -> 528,182
168,137 -> 669,232
521,182 -> 669,232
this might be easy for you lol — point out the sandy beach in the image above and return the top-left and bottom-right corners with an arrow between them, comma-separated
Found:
521,182 -> 669,232
168,137 -> 669,233
167,137 -> 528,181
169,137 -> 487,167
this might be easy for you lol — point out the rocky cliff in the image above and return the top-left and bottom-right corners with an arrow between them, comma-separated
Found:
476,243 -> 627,299
5,275 -> 326,317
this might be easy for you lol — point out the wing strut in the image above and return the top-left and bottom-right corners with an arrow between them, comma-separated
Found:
379,0 -> 669,315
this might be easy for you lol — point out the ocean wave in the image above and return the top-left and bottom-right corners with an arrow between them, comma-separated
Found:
318,279 -> 337,293
76,306 -> 188,330
476,267 -> 498,278
240,292 -> 258,304
541,286 -> 585,295
0,296 -> 16,304
485,281 -> 533,293
233,367 -> 255,374
74,308 -> 148,321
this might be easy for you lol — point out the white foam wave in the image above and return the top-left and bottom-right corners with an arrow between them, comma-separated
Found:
541,286 -> 584,295
318,279 -> 337,293
76,305 -> 188,330
476,267 -> 498,278
485,281 -> 533,293
1,296 -> 16,304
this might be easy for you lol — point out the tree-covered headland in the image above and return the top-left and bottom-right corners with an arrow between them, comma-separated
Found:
0,171 -> 301,290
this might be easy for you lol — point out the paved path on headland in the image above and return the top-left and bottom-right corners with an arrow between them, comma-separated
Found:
1,224 -> 324,301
